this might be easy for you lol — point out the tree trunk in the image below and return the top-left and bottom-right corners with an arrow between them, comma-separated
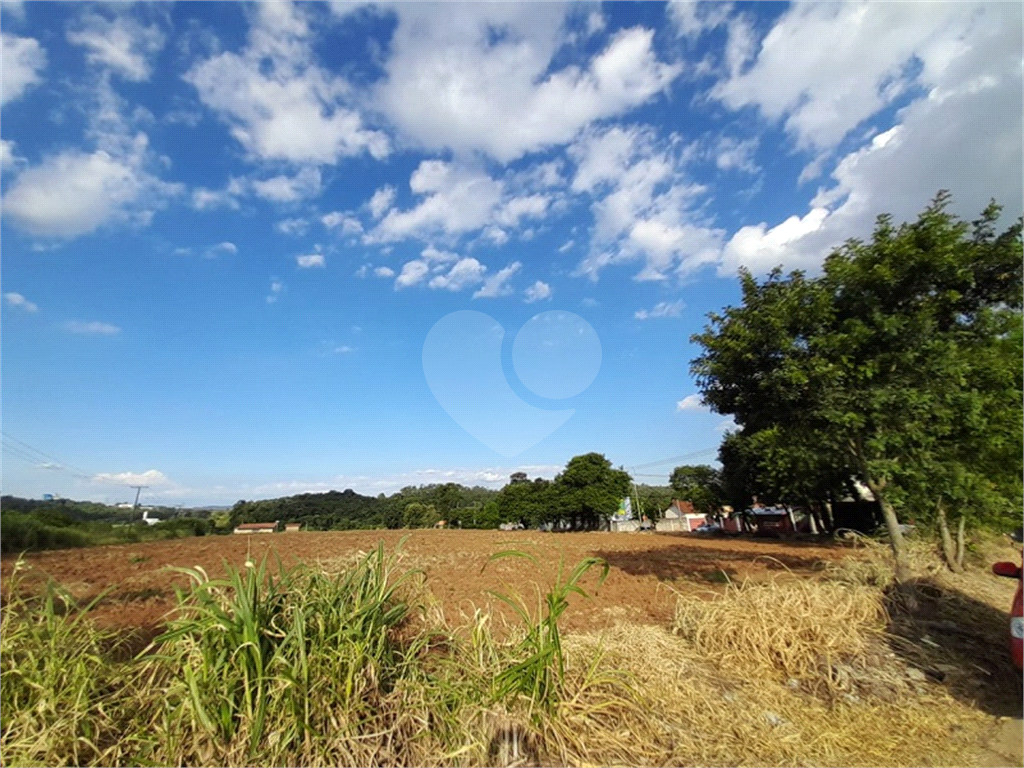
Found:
937,500 -> 961,572
823,499 -> 835,531
955,515 -> 966,571
864,477 -> 912,583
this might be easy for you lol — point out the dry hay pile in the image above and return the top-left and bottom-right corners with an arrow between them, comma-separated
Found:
541,543 -> 1003,767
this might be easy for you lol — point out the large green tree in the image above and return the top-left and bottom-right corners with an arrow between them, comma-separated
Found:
668,465 -> 724,516
692,193 -> 1022,580
553,453 -> 631,530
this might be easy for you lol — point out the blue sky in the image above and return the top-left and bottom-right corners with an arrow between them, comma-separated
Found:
2,1 -> 1021,506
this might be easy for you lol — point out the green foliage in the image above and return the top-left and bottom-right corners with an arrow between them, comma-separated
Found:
484,550 -> 609,715
692,192 -> 1023,570
669,465 -> 724,515
0,544 -> 624,767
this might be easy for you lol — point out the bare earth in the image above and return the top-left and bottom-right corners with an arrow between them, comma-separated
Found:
0,529 -> 848,636
3,529 -> 1020,766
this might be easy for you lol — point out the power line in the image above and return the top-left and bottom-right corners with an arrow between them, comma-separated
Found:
629,446 -> 718,471
1,432 -> 95,480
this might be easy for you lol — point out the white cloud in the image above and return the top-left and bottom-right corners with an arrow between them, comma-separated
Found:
322,210 -> 363,235
570,125 -> 724,281
66,12 -> 165,82
394,259 -> 430,289
368,185 -> 396,218
473,261 -> 522,299
558,239 -> 575,253
1,139 -> 23,171
185,2 -> 389,165
635,299 -> 684,320
1,32 -> 46,106
205,241 -> 237,258
334,345 -> 355,354
715,136 -> 759,173
676,394 -> 707,412
3,136 -> 181,238
712,2 -> 1000,153
191,178 -> 244,210
706,2 -> 1020,276
667,1 -> 734,40
276,217 -> 308,235
376,5 -> 681,162
524,280 -> 552,303
373,266 -> 395,278
296,253 -> 325,268
252,166 -> 321,202
266,279 -> 284,303
482,226 -> 508,246
64,320 -> 120,335
715,416 -> 738,433
719,208 -> 829,275
428,257 -> 487,292
368,160 -> 553,245
4,292 -> 38,312
93,469 -> 169,486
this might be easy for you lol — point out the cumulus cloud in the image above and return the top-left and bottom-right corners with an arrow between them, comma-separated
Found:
635,299 -> 684,320
3,79 -> 182,239
64,320 -> 120,335
570,125 -> 724,281
322,210 -> 363,234
3,141 -> 181,238
366,160 -> 552,245
713,2 -> 1021,275
185,1 -> 388,165
266,279 -> 284,303
712,2 -> 1005,153
276,217 -> 308,235
368,185 -> 396,218
376,5 -> 681,162
204,241 -> 238,258
66,11 -> 165,82
676,394 -> 707,412
473,261 -> 522,299
93,469 -> 169,486
1,32 -> 46,106
428,257 -> 487,291
296,253 -> 325,268
252,166 -> 321,202
523,280 -> 552,303
394,259 -> 430,289
4,292 -> 38,312
191,178 -> 245,210
374,266 -> 395,278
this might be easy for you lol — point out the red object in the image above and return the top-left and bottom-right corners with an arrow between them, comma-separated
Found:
992,558 -> 1023,671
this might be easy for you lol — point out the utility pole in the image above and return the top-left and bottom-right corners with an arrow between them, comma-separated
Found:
129,485 -> 149,515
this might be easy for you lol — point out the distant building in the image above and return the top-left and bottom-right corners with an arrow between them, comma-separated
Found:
234,521 -> 279,534
284,522 -> 302,532
657,500 -> 706,532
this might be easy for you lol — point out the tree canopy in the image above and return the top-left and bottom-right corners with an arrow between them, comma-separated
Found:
691,192 -> 1022,579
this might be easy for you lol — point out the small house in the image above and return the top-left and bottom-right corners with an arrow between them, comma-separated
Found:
234,521 -> 278,534
284,522 -> 302,532
657,500 -> 707,532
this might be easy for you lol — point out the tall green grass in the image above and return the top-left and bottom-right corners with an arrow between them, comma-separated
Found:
1,543 -> 620,767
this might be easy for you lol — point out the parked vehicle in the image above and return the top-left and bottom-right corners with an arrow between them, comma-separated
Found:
992,527 -> 1023,671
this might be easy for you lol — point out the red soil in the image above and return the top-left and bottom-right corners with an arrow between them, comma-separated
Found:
1,529 -> 849,637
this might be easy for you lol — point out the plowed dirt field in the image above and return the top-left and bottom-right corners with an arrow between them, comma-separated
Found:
0,529 -> 847,637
